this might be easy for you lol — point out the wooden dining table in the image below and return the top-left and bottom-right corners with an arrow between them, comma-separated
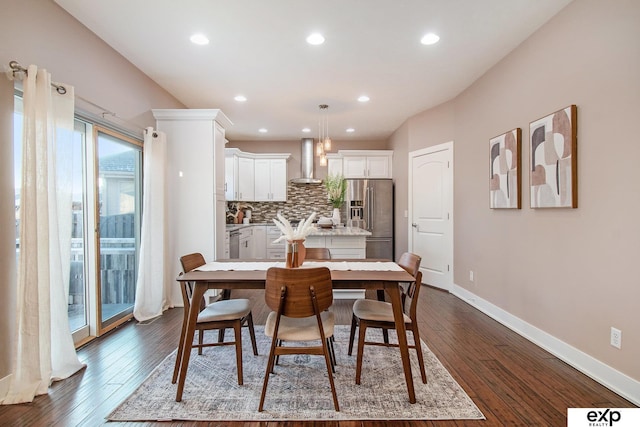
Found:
175,259 -> 419,404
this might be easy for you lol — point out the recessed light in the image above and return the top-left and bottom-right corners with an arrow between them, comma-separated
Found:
420,33 -> 440,45
306,33 -> 325,45
258,128 -> 268,133
302,127 -> 311,133
190,33 -> 210,45
358,95 -> 370,103
234,95 -> 247,102
346,128 -> 355,133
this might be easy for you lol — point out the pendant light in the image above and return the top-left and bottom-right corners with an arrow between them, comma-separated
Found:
317,104 -> 331,166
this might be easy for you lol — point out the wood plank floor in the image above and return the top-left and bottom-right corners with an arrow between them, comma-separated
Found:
0,286 -> 634,426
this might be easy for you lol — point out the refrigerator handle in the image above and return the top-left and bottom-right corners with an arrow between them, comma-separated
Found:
368,187 -> 374,231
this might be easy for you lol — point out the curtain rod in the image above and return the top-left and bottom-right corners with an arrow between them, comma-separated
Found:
9,60 -> 67,95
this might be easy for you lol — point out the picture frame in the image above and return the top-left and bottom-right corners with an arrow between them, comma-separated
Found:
529,105 -> 577,208
490,128 -> 521,209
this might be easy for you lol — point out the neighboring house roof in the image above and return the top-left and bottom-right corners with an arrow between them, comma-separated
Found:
99,151 -> 135,173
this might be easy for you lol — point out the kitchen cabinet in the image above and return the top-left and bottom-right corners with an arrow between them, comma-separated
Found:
326,153 -> 343,177
152,108 -> 231,306
254,157 -> 287,201
238,227 -> 253,259
266,225 -> 286,260
252,225 -> 267,259
225,149 -> 289,201
340,150 -> 393,179
305,235 -> 366,259
226,149 -> 255,201
237,156 -> 254,201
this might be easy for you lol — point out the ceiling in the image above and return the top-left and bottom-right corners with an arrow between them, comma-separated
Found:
54,0 -> 571,142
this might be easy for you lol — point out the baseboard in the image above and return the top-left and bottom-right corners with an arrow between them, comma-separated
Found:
0,374 -> 11,401
451,283 -> 640,406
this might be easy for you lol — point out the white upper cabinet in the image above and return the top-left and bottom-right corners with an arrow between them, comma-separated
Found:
326,153 -> 343,177
255,158 -> 287,201
334,150 -> 393,179
224,154 -> 237,200
237,156 -> 255,201
225,149 -> 289,201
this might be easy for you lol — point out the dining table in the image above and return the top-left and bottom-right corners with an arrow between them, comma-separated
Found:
175,259 -> 419,404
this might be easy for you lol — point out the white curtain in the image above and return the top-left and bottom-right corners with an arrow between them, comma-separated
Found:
2,65 -> 85,405
133,128 -> 171,321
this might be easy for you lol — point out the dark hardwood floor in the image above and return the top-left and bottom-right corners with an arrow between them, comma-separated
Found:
0,286 -> 634,426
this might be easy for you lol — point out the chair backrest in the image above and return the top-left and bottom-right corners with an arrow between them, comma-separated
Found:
406,271 -> 423,322
397,252 -> 422,320
304,247 -> 331,260
179,252 -> 207,311
265,267 -> 333,317
398,252 -> 421,277
180,252 -> 206,273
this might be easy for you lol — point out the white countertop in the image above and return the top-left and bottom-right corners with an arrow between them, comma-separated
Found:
226,223 -> 371,236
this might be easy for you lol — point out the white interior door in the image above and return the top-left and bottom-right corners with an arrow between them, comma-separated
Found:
409,142 -> 453,291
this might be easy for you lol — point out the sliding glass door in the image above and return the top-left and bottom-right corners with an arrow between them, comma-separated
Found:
13,96 -> 143,342
95,127 -> 142,333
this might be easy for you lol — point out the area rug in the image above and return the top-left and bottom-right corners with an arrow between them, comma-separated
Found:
108,326 -> 484,421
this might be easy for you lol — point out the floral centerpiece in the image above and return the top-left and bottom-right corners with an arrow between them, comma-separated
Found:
272,212 -> 317,267
272,212 -> 316,243
324,173 -> 346,225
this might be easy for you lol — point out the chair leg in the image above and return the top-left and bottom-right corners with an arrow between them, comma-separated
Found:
198,330 -> 204,355
233,321 -> 243,385
348,314 -> 357,356
259,334 -> 280,411
355,322 -> 367,385
376,290 -> 390,344
172,313 -> 188,384
330,336 -> 337,371
322,334 -> 340,411
411,324 -> 428,384
275,339 -> 282,368
218,328 -> 226,343
246,312 -> 258,356
326,338 -> 336,373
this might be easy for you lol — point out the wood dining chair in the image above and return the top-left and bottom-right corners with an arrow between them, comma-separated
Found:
347,252 -> 427,385
304,247 -> 331,260
259,266 -> 340,412
172,252 -> 258,388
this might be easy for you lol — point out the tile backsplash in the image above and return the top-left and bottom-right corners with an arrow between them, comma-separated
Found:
227,182 -> 344,223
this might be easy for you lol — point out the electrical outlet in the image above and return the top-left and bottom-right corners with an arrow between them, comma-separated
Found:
469,270 -> 474,282
610,327 -> 622,349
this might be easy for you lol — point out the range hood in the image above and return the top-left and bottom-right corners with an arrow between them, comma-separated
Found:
290,138 -> 322,184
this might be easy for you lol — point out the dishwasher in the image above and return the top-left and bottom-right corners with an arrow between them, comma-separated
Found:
229,230 -> 240,259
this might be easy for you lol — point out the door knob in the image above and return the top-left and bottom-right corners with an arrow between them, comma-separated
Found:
412,223 -> 418,228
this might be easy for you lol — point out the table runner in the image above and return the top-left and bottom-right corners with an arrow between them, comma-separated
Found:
194,261 -> 404,272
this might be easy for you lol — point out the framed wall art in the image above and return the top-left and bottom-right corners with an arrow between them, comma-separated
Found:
529,105 -> 577,208
490,128 -> 521,209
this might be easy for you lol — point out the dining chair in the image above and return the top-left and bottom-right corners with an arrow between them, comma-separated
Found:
172,252 -> 258,387
259,266 -> 340,412
304,247 -> 331,260
347,252 -> 427,385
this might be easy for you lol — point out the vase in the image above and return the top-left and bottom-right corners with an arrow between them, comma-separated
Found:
286,239 -> 306,268
332,208 -> 341,226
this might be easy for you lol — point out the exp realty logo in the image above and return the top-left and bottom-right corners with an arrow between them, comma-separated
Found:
568,408 -> 640,427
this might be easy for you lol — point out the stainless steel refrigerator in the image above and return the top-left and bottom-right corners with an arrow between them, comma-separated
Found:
345,179 -> 394,259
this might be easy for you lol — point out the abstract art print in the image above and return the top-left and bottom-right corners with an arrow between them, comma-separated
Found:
490,128 -> 521,209
529,105 -> 577,208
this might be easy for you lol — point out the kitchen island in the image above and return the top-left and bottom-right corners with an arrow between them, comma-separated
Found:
227,223 -> 372,298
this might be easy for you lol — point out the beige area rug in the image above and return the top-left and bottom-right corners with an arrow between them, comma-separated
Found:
108,326 -> 484,421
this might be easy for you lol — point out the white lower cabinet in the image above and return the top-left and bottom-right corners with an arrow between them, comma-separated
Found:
304,235 -> 366,299
252,225 -> 266,259
266,226 -> 286,260
239,227 -> 252,259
